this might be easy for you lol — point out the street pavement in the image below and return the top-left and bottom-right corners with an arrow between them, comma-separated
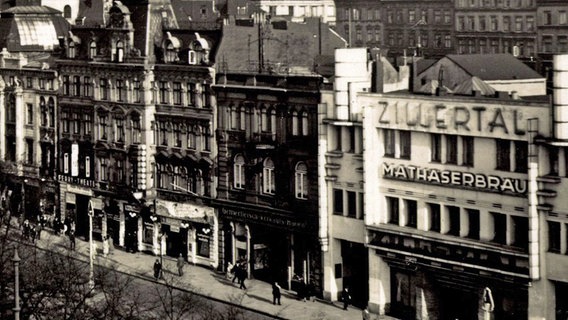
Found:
16,224 -> 397,320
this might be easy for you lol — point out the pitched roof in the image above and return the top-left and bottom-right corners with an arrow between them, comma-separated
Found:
453,76 -> 496,96
445,53 -> 542,81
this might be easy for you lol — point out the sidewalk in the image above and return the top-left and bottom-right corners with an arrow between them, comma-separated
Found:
25,228 -> 396,320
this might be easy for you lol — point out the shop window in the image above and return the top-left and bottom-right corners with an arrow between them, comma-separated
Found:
548,221 -> 561,253
466,209 -> 480,240
429,203 -> 440,232
405,199 -> 417,228
347,191 -> 356,218
512,216 -> 528,250
491,212 -> 507,245
384,129 -> 395,157
387,196 -> 399,225
431,134 -> 442,162
496,139 -> 511,171
262,158 -> 275,194
447,206 -> 460,236
333,189 -> 343,215
233,154 -> 245,189
196,223 -> 212,258
295,162 -> 308,199
462,136 -> 474,166
446,135 -> 458,164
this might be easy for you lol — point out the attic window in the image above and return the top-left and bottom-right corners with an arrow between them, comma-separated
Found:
89,41 -> 97,59
200,6 -> 207,18
115,41 -> 124,62
64,5 -> 71,19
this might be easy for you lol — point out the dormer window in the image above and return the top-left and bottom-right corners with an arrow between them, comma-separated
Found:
89,41 -> 97,59
165,41 -> 178,63
68,41 -> 76,59
115,41 -> 124,62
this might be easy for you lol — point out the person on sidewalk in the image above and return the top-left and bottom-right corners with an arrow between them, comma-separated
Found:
177,253 -> 185,276
153,259 -> 162,280
69,230 -> 76,250
272,282 -> 281,305
341,287 -> 351,310
237,263 -> 247,290
226,262 -> 234,280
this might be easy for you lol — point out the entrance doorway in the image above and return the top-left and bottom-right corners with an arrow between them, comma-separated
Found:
438,286 -> 478,320
341,241 -> 369,308
75,195 -> 89,240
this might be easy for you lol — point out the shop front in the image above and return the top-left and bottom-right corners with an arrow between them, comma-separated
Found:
154,200 -> 218,268
217,204 -> 319,291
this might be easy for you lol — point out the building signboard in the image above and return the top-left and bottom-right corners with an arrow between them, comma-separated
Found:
371,99 -> 550,138
220,207 -> 310,231
382,163 -> 527,194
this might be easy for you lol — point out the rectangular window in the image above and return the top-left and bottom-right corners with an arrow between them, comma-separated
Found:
543,11 -> 552,25
431,134 -> 442,162
84,113 -> 92,135
115,117 -> 124,142
446,135 -> 458,164
159,81 -> 168,104
459,136 -> 473,166
333,189 -> 343,215
99,158 -> 108,181
560,11 -> 567,25
39,78 -> 45,89
99,114 -> 108,140
187,83 -> 195,106
503,16 -> 511,31
548,221 -> 560,253
73,76 -> 81,96
84,77 -> 92,97
358,192 -> 364,220
492,212 -> 507,245
26,77 -> 32,88
131,119 -> 141,144
490,16 -> 498,31
100,78 -> 108,100
62,111 -> 69,133
514,141 -> 528,173
64,153 -> 69,174
173,82 -> 182,105
496,139 -> 511,171
448,206 -> 460,236
63,75 -> 70,95
116,79 -> 125,102
526,16 -> 534,31
512,216 -> 528,250
73,113 -> 80,134
515,16 -> 523,31
133,80 -> 141,103
347,191 -> 356,218
406,199 -> 417,228
384,129 -> 395,157
26,103 -> 33,125
428,203 -> 442,232
26,139 -> 34,164
479,16 -> 486,31
400,131 -> 411,159
466,209 -> 480,240
85,156 -> 90,178
387,196 -> 399,225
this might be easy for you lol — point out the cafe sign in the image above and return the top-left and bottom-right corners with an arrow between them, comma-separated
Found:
382,163 -> 527,194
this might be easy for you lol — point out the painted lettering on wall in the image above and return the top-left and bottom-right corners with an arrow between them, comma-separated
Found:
382,163 -> 527,194
378,102 -> 527,136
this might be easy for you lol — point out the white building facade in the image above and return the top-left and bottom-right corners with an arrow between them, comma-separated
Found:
360,90 -> 553,319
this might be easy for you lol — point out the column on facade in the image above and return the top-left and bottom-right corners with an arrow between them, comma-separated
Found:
416,200 -> 430,231
440,204 -> 450,234
152,219 -> 160,255
14,87 -> 24,171
459,207 -> 470,238
341,126 -> 349,152
141,69 -> 156,197
119,210 -> 125,247
137,217 -> 143,252
368,251 -> 390,315
245,225 -> 251,279
479,209 -> 493,241
321,238 -> 340,300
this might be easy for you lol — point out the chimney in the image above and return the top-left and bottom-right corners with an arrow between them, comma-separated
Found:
372,54 -> 384,93
553,54 -> 568,140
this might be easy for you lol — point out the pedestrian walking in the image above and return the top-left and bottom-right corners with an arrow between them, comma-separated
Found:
341,287 -> 351,310
153,259 -> 162,280
237,262 -> 247,290
231,262 -> 240,283
272,282 -> 282,305
297,276 -> 307,302
102,235 -> 109,256
226,261 -> 234,280
177,253 -> 185,276
69,231 -> 76,250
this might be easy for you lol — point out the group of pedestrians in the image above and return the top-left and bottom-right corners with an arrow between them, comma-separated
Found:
21,218 -> 41,243
229,258 -> 248,290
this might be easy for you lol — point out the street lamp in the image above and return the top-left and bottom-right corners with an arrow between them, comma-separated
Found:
12,247 -> 20,320
87,200 -> 94,290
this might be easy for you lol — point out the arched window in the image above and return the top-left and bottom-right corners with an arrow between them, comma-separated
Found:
116,41 -> 124,62
301,112 -> 309,136
89,41 -> 97,59
292,111 -> 299,136
63,5 -> 72,19
262,158 -> 275,194
233,154 -> 245,189
261,107 -> 268,132
68,41 -> 76,59
239,106 -> 246,130
295,162 -> 308,199
230,105 -> 238,130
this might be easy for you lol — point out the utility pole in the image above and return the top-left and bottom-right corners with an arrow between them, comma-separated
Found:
13,247 -> 20,320
88,200 -> 94,290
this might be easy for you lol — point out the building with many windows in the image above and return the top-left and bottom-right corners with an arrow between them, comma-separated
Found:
55,0 -> 220,268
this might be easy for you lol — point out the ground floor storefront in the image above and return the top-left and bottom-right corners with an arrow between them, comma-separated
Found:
215,202 -> 321,294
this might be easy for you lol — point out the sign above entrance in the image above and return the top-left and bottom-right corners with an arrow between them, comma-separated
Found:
220,207 -> 310,231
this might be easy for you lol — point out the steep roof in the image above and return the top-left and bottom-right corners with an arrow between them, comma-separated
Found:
445,53 -> 542,81
453,76 -> 496,96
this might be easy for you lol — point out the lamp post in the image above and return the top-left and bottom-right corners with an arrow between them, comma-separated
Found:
12,247 -> 20,320
87,200 -> 94,290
